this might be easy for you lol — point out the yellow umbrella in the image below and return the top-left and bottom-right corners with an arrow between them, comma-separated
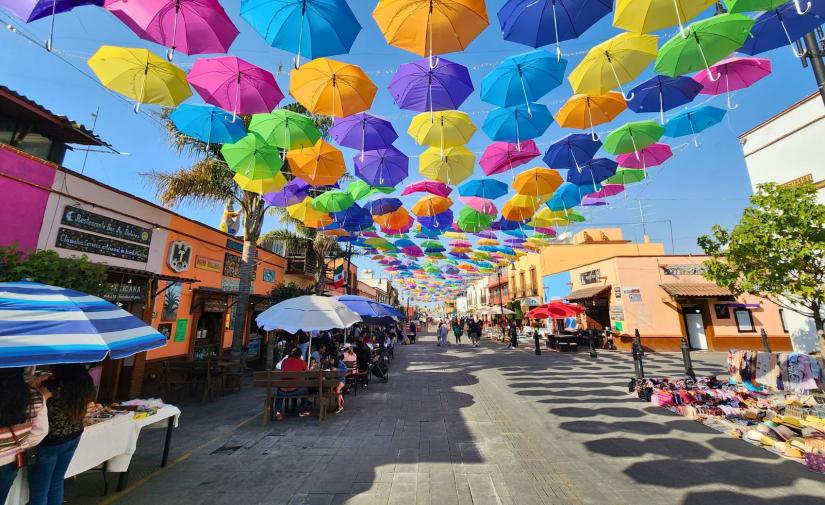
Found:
568,32 -> 658,99
443,231 -> 466,239
408,111 -> 476,149
289,57 -> 377,118
513,168 -> 564,197
411,195 -> 453,217
288,196 -> 333,228
501,194 -> 539,221
555,92 -> 627,139
88,46 -> 191,112
418,145 -> 475,185
614,0 -> 716,34
477,238 -> 499,246
233,172 -> 288,195
286,139 -> 346,187
373,0 -> 489,63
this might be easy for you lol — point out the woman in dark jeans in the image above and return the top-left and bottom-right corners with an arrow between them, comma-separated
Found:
28,364 -> 94,505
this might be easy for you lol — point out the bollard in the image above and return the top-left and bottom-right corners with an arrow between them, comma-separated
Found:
760,328 -> 772,353
632,329 -> 645,379
680,337 -> 696,381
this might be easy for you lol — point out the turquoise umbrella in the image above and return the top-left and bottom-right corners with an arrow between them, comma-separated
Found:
482,103 -> 553,145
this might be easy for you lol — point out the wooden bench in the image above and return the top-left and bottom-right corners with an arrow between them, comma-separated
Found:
253,370 -> 345,426
163,359 -> 223,402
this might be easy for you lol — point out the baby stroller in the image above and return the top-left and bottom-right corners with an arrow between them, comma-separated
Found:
371,351 -> 389,382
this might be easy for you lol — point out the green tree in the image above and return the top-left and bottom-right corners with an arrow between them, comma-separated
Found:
698,183 -> 825,351
0,245 -> 108,295
268,281 -> 313,304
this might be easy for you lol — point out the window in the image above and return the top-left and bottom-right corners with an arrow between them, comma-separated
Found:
714,304 -> 730,319
530,267 -> 538,296
779,309 -> 789,333
734,309 -> 755,332
519,272 -> 525,296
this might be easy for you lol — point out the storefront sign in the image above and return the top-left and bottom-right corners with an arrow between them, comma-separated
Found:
780,173 -> 813,188
622,287 -> 642,302
203,299 -> 228,313
103,282 -> 146,303
579,269 -> 601,285
247,337 -> 261,360
174,318 -> 188,342
262,268 -> 276,283
609,305 -> 624,321
195,255 -> 222,273
662,264 -> 707,276
220,277 -> 254,293
168,241 -> 193,273
56,227 -> 149,262
223,252 -> 242,278
226,239 -> 244,253
61,205 -> 152,245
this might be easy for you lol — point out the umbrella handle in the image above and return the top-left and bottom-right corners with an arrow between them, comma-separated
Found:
724,72 -> 739,110
696,42 -> 721,81
45,0 -> 56,51
429,55 -> 440,69
793,0 -> 812,15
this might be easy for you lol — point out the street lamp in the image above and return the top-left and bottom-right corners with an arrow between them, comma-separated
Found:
495,263 -> 507,334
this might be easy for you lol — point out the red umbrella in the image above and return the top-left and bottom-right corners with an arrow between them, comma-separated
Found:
527,302 -> 584,319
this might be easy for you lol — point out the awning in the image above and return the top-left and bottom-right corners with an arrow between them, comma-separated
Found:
564,284 -> 611,301
107,266 -> 199,284
660,283 -> 731,298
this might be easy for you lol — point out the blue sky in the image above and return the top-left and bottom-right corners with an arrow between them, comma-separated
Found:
0,0 -> 819,286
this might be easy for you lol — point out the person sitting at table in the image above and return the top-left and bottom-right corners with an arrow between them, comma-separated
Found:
325,356 -> 349,414
354,339 -> 371,373
273,348 -> 311,421
342,346 -> 357,367
0,368 -> 49,504
28,364 -> 94,505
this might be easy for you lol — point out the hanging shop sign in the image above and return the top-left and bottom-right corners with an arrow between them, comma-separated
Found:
174,318 -> 188,342
195,255 -> 222,273
662,264 -> 707,276
167,240 -> 193,273
226,239 -> 244,253
223,252 -> 242,278
579,269 -> 601,285
262,268 -> 276,283
103,282 -> 146,303
622,287 -> 642,302
56,227 -> 149,262
203,299 -> 228,313
609,305 -> 624,321
61,205 -> 152,245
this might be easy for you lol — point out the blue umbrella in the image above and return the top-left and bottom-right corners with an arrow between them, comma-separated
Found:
482,103 -> 553,144
543,133 -> 602,170
664,105 -> 727,146
497,0 -> 613,58
459,179 -> 509,199
566,158 -> 618,186
332,203 -> 372,231
354,146 -> 409,187
364,198 -> 402,216
491,218 -> 525,231
480,50 -> 567,110
240,0 -> 361,66
546,182 -> 599,211
502,228 -> 528,238
740,2 -> 825,58
627,75 -> 704,124
419,209 -> 454,231
170,104 -> 247,146
334,295 -> 394,324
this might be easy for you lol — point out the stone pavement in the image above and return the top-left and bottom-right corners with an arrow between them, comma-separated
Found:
65,332 -> 825,505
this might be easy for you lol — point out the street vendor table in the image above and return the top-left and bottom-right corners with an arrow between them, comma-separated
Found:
5,405 -> 180,505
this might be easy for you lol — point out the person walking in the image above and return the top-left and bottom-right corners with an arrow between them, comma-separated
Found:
507,321 -> 519,349
438,320 -> 449,347
469,318 -> 481,347
408,320 -> 417,344
452,319 -> 463,344
532,325 -> 542,355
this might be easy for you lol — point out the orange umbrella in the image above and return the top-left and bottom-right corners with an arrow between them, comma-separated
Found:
501,194 -> 540,221
556,92 -> 627,140
290,57 -> 377,118
411,195 -> 452,217
513,168 -> 564,196
374,207 -> 411,230
286,139 -> 346,187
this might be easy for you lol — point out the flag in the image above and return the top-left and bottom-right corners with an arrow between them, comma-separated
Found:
333,264 -> 346,288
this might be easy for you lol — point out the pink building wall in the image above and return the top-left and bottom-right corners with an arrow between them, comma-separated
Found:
0,145 -> 56,251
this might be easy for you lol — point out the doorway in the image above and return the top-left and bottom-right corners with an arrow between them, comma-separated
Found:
194,312 -> 223,361
683,306 -> 708,350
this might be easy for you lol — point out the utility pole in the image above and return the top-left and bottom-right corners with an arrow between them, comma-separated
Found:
344,242 -> 353,295
496,266 -> 506,333
801,30 -> 825,106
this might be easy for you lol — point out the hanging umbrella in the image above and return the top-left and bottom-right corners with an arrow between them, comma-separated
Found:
555,92 -> 626,140
354,146 -> 409,187
694,57 -> 771,109
588,184 -> 624,198
616,143 -> 672,169
479,140 -> 540,176
457,206 -> 494,232
566,158 -> 618,186
604,168 -> 646,185
169,104 -> 247,146
375,208 -> 414,233
290,57 -> 377,118
330,112 -> 398,159
332,203 -> 372,231
502,194 -> 540,221
288,196 -> 333,227
418,145 -> 476,185
88,46 -> 191,112
627,75 -> 703,124
739,2 -> 825,57
602,120 -> 664,155
2,0 -> 101,50
234,171 -> 287,195
724,0 -> 791,13
312,190 -> 355,213
334,295 -> 394,324
480,49 -> 567,110
546,182 -> 598,211
248,109 -> 320,150
664,105 -> 726,146
388,57 -> 474,112
408,110 -> 476,149
419,209 -> 454,230
411,195 -> 453,217
613,0 -> 716,34
286,139 -> 346,186
240,0 -> 361,67
543,133 -> 602,170
364,197 -> 403,216
401,180 -> 453,197
188,56 -> 283,120
459,179 -> 509,199
104,0 -> 238,61
654,14 -> 755,79
568,32 -> 658,99
256,295 -> 361,333
263,178 -> 310,207
482,103 -> 553,144
347,180 -> 394,201
0,281 -> 168,367
459,196 -> 497,215
513,167 -> 564,196
220,132 -> 280,176
497,0 -> 612,59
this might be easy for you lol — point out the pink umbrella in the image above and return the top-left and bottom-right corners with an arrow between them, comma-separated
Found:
449,240 -> 472,247
694,57 -> 771,110
401,180 -> 452,197
459,196 -> 497,216
534,227 -> 557,236
479,140 -> 540,176
616,143 -> 672,169
587,184 -> 624,199
187,56 -> 283,120
105,0 -> 238,61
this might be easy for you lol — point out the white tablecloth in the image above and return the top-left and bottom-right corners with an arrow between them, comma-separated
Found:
5,406 -> 181,505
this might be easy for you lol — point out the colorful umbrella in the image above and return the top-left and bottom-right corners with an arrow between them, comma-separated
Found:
513,167 -> 564,196
664,105 -> 726,146
288,197 -> 333,228
479,140 -> 540,176
613,0 -> 716,35
408,110 -> 476,149
739,2 -> 825,57
313,190 -> 355,213
220,132 -> 280,177
588,184 -> 624,198
332,203 -> 373,231
104,0 -> 238,61
169,104 -> 246,146
188,56 -> 282,120
616,143 -> 672,169
346,180 -> 394,201
457,207 -> 494,232
459,179 -> 509,199
555,92 -> 626,140
480,49 -> 567,110
627,75 -> 704,124
3,0 -> 101,50
502,195 -> 540,221
286,139 -> 346,186
724,0 -> 790,13
290,57 -> 377,118
240,0 -> 361,67
401,180 -> 453,197
88,46 -> 191,112
694,57 -> 771,109
543,133 -> 602,170
654,14 -> 755,79
263,178 -> 310,207
248,109 -> 320,150
418,145 -> 476,185
459,196 -> 497,215
602,120 -> 664,155
419,209 -> 454,230
364,198 -> 403,216
604,168 -> 646,185
330,112 -> 398,158
482,103 -> 553,144
354,146 -> 409,187
411,195 -> 453,217
568,32 -> 658,99
233,171 -> 287,195
374,207 -> 413,232
566,158 -> 618,186
388,57 -> 474,112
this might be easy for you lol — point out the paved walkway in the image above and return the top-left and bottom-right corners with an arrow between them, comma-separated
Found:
66,333 -> 825,505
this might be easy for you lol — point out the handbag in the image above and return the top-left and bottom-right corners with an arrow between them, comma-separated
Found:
9,426 -> 30,469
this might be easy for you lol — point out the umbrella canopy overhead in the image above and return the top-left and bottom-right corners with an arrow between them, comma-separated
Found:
568,32 -> 658,98
616,143 -> 672,169
408,110 -> 476,147
256,295 -> 362,333
627,75 -> 703,123
169,104 -> 247,145
694,57 -> 771,109
739,2 -> 825,56
459,179 -> 509,199
188,55 -> 283,117
402,180 -> 452,197
482,103 -> 553,143
613,0 -> 716,34
286,139 -> 346,187
664,105 -> 726,146
330,112 -> 398,154
457,206 -> 494,232
290,57 -> 377,118
354,146 -> 409,187
602,120 -> 664,155
479,140 -> 540,176
220,132 -> 280,178
566,158 -> 618,186
513,167 -> 564,196
480,49 -> 567,109
248,109 -> 321,150
388,57 -> 474,112
334,295 -> 395,323
555,92 -> 626,137
264,177 -> 310,207
543,133 -> 602,170
418,145 -> 476,185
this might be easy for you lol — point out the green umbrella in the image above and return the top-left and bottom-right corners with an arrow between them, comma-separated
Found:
654,14 -> 754,78
604,168 -> 646,185
248,110 -> 320,150
602,120 -> 664,155
312,190 -> 354,213
723,0 -> 787,13
220,132 -> 280,177
346,180 -> 395,201
457,207 -> 493,232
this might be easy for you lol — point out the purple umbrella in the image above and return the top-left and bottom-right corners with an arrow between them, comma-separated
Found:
2,0 -> 102,49
388,57 -> 474,112
262,178 -> 310,207
475,231 -> 498,239
354,146 -> 409,187
419,209 -> 454,231
329,113 -> 398,159
581,196 -> 608,206
364,198 -> 403,216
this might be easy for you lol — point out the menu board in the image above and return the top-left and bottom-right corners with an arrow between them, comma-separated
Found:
56,227 -> 149,262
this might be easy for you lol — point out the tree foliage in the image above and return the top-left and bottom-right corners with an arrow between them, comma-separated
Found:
269,282 -> 314,304
0,245 -> 108,296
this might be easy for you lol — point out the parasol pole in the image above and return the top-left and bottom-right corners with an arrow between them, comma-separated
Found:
231,71 -> 241,122
688,114 -> 700,147
695,37 -> 721,81
166,0 -> 181,61
427,2 -> 440,69
658,82 -> 666,124
586,98 -> 599,141
607,55 -> 634,101
134,62 -> 149,113
294,0 -> 307,69
46,0 -> 56,51
514,109 -> 521,151
671,0 -> 690,38
517,65 -> 533,117
551,0 -> 562,61
360,115 -> 366,162
780,18 -> 806,58
724,68 -> 738,110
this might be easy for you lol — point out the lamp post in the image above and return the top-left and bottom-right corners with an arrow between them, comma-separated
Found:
801,30 -> 825,106
496,265 -> 506,334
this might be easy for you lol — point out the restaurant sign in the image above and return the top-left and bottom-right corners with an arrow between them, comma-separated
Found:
580,269 -> 601,285
223,252 -> 256,279
56,227 -> 149,262
662,264 -> 707,276
103,282 -> 146,303
195,255 -> 222,273
61,205 -> 152,245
